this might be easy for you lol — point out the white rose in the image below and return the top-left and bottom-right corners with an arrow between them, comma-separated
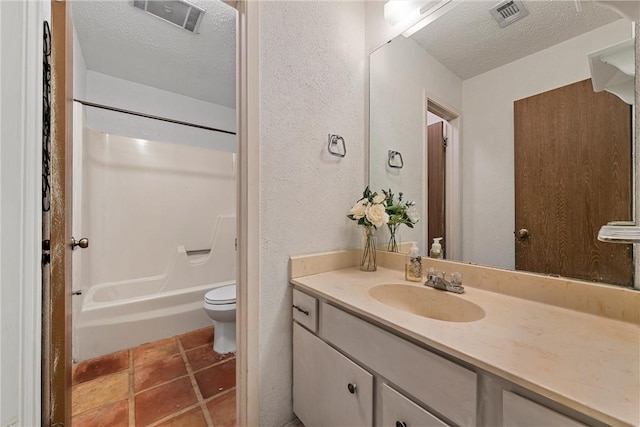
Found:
366,203 -> 390,228
372,194 -> 386,205
407,205 -> 420,223
349,199 -> 367,219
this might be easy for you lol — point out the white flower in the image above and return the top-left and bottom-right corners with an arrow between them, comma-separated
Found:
372,194 -> 386,205
349,199 -> 368,219
407,205 -> 420,224
366,203 -> 390,228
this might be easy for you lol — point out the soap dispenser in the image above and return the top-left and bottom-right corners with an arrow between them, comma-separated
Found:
405,243 -> 422,282
429,237 -> 443,259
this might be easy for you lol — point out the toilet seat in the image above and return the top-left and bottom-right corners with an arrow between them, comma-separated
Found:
205,284 -> 236,305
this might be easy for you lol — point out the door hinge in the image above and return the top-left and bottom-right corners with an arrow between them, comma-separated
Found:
235,238 -> 238,251
42,240 -> 50,265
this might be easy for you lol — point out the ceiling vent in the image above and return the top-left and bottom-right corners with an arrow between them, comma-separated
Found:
490,0 -> 529,28
132,0 -> 205,33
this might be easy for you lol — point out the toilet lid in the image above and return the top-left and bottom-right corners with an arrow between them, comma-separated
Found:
205,284 -> 236,305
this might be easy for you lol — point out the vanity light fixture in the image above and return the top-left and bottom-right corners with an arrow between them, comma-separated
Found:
401,0 -> 456,38
384,0 -> 455,36
384,0 -> 424,26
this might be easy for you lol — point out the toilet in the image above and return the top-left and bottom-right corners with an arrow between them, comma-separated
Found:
203,283 -> 236,354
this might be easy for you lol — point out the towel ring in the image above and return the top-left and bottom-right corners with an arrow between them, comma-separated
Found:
388,150 -> 404,169
328,134 -> 346,158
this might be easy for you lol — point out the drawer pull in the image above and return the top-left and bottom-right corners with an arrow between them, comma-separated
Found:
395,422 -> 407,427
293,305 -> 310,316
347,383 -> 357,394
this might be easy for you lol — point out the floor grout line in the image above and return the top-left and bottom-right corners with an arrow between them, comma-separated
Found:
70,328 -> 231,427
190,355 -> 236,375
178,338 -> 216,426
70,368 -> 131,420
146,402 -> 204,427
202,386 -> 236,406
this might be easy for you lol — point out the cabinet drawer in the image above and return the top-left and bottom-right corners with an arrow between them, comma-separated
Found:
293,323 -> 373,427
321,303 -> 477,426
502,391 -> 586,427
382,383 -> 451,427
292,288 -> 318,332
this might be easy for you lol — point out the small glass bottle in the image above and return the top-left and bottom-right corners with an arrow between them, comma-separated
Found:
405,243 -> 422,282
429,237 -> 443,259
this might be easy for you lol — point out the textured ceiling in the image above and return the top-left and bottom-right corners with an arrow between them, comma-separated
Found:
73,0 -> 236,108
411,0 -> 622,80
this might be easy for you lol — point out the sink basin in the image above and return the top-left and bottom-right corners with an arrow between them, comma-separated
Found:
369,284 -> 485,322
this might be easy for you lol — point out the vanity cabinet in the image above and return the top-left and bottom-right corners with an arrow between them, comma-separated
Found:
381,384 -> 450,427
321,303 -> 476,426
292,288 -> 318,332
502,391 -> 587,427
292,288 -> 597,427
292,289 -> 470,427
293,323 -> 373,426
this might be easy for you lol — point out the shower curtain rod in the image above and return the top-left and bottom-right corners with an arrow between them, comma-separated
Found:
74,99 -> 237,136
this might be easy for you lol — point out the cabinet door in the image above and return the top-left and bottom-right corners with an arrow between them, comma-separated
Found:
293,323 -> 373,427
503,391 -> 587,427
381,384 -> 451,427
322,303 -> 477,426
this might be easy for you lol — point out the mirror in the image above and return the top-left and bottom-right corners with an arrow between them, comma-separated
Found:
369,0 -> 636,287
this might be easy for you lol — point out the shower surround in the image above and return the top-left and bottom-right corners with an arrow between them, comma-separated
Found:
72,122 -> 236,362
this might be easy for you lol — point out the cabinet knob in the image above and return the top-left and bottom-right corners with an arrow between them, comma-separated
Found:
347,383 -> 357,394
395,422 -> 407,427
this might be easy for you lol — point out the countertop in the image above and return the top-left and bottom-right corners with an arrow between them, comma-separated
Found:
291,266 -> 640,427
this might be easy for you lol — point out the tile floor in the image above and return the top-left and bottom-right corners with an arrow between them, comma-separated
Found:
71,327 -> 236,427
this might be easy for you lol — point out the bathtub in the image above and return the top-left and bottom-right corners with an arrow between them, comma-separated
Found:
74,280 -> 235,362
71,127 -> 238,362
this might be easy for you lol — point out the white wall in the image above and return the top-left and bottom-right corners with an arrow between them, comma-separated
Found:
461,19 -> 633,269
369,35 -> 462,251
258,2 -> 366,424
73,25 -> 87,100
82,71 -> 237,152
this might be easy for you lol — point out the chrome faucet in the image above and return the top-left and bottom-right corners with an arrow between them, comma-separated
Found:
425,268 -> 464,294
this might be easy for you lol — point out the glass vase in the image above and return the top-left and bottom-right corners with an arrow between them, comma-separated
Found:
360,225 -> 377,272
387,223 -> 400,252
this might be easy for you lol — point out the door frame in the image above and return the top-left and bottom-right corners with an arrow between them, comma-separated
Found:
236,0 -> 260,425
46,0 -> 73,425
43,0 -> 261,424
424,94 -> 462,260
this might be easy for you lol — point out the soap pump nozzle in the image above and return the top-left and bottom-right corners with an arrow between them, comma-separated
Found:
409,242 -> 419,257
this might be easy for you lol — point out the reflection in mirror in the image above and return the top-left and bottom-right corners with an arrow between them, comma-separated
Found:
369,0 -> 636,287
